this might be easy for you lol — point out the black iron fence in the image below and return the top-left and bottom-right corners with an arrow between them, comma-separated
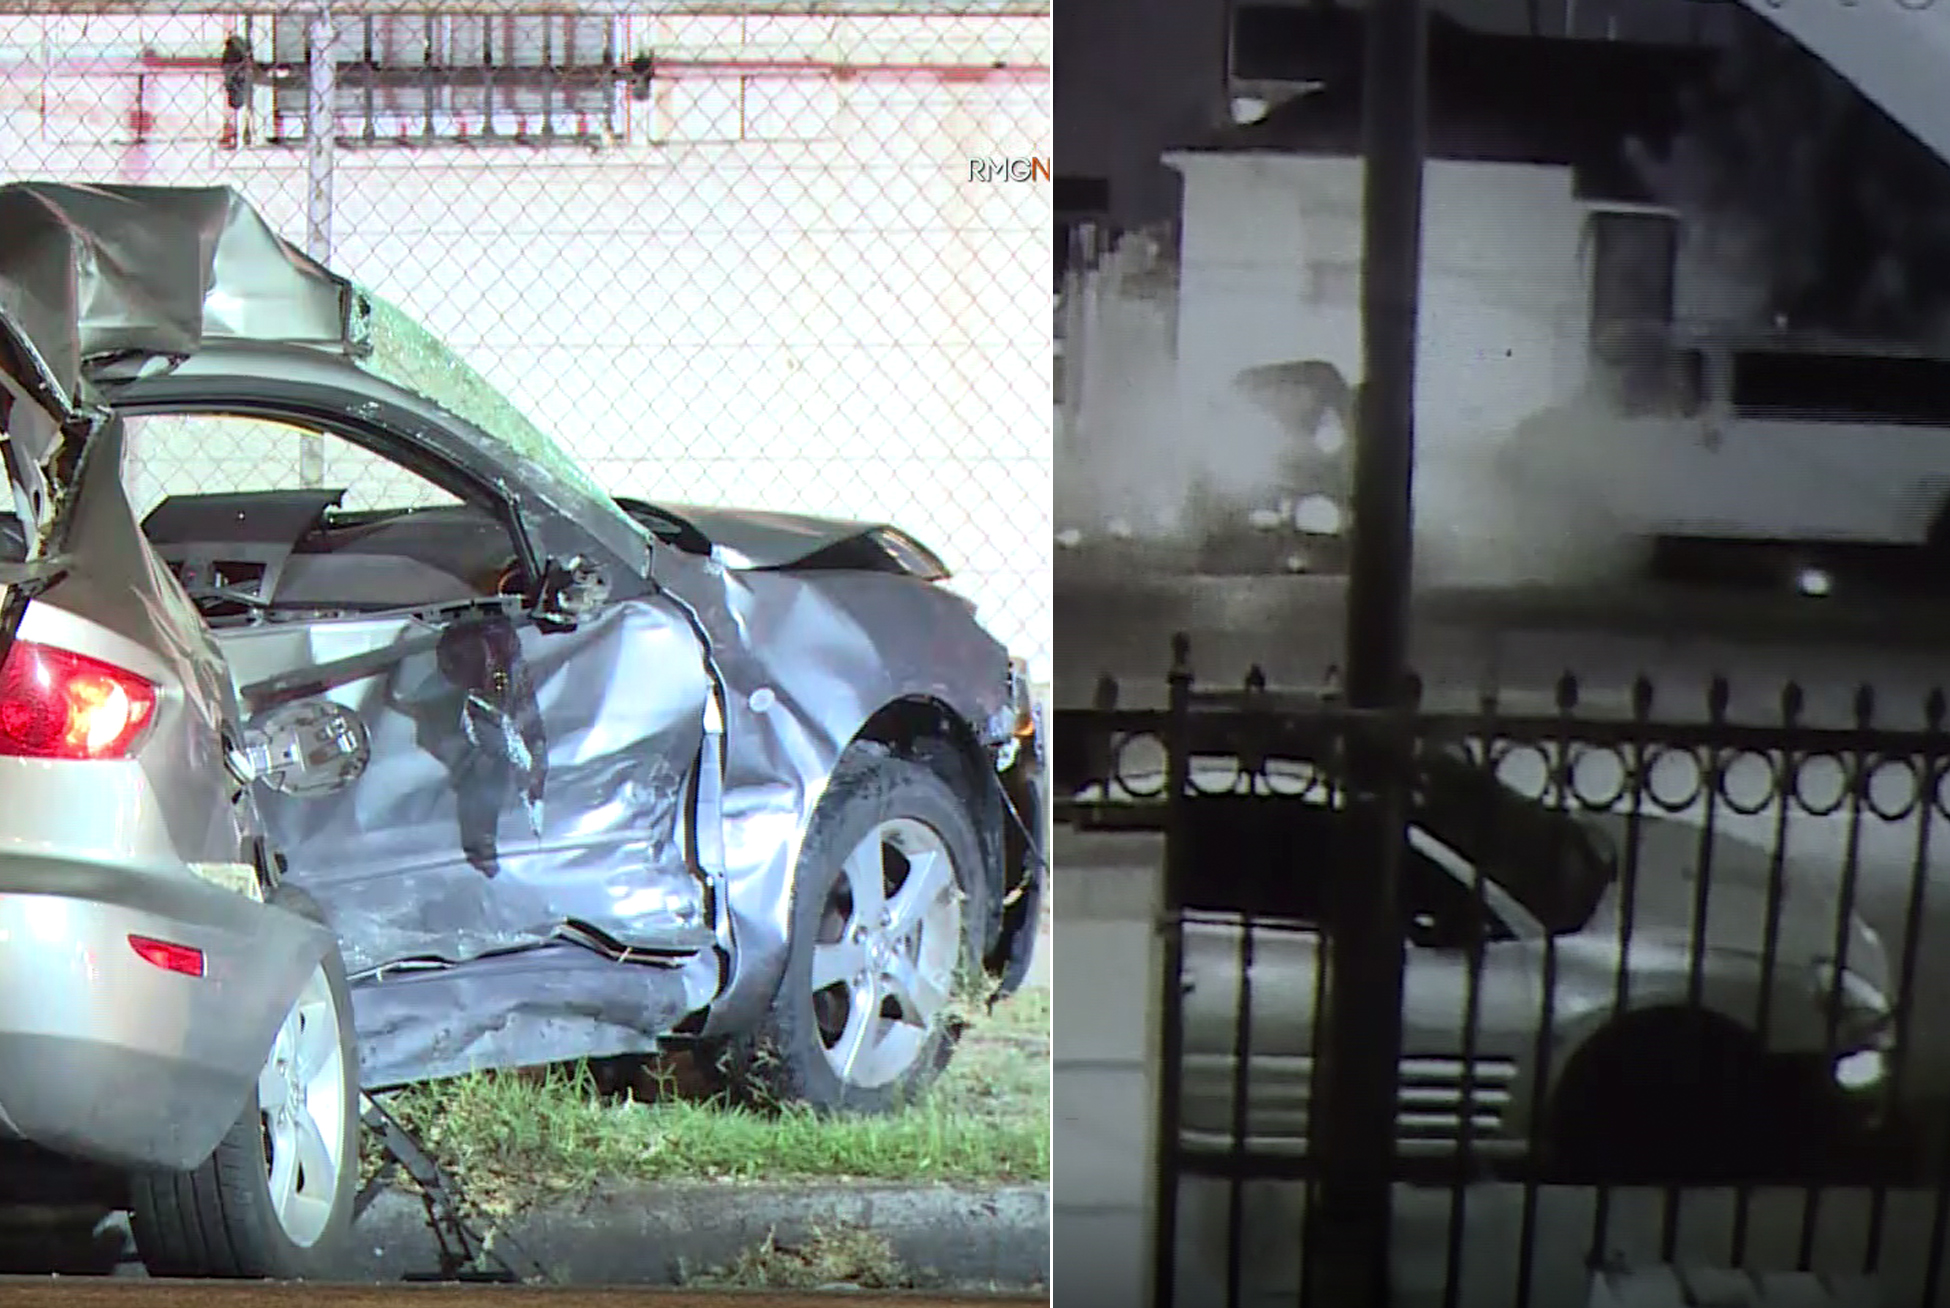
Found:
1055,636 -> 1950,1306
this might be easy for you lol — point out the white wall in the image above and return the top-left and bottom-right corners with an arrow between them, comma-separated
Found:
0,11 -> 1052,676
1054,233 -> 1182,534
1167,151 -> 1593,456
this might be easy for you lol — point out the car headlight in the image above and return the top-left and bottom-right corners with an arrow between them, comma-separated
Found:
1810,960 -> 1892,1040
1294,494 -> 1344,536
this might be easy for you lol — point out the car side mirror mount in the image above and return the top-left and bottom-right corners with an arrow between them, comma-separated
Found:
234,698 -> 371,797
531,554 -> 610,631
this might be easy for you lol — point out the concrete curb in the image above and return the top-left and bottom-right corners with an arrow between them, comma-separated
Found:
348,1181 -> 1050,1288
0,1183 -> 1049,1289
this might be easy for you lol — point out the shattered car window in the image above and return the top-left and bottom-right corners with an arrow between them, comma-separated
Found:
356,292 -> 649,557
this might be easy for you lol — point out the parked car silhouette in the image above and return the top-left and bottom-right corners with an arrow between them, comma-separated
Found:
1082,749 -> 1893,1181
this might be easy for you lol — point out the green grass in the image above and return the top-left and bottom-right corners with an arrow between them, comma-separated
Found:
371,988 -> 1051,1214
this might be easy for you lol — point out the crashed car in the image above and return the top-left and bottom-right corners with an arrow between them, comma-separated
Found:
0,181 -> 1046,1274
1186,359 -> 1352,575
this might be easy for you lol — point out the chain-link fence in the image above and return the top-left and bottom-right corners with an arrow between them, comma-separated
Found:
0,2 -> 1051,677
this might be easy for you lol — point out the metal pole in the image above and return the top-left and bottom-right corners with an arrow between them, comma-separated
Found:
1147,633 -> 1195,1308
300,5 -> 336,490
1302,0 -> 1428,1304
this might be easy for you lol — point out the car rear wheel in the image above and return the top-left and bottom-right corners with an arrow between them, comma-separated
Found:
129,886 -> 359,1278
728,743 -> 987,1114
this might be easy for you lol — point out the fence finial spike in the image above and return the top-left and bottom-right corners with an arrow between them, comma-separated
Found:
1168,631 -> 1192,680
1245,664 -> 1267,694
1631,673 -> 1655,719
1092,673 -> 1119,712
1854,683 -> 1876,726
1554,670 -> 1579,713
1780,680 -> 1804,725
1707,674 -> 1731,722
1928,687 -> 1947,731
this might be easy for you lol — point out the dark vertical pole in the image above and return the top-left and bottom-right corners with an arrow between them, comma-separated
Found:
1302,1 -> 1428,1304
1148,634 -> 1195,1308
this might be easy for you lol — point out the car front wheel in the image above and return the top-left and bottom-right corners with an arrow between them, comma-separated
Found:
733,743 -> 987,1114
130,886 -> 359,1278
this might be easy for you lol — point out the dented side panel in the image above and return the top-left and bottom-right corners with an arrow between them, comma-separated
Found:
214,597 -> 713,979
647,548 -> 1018,1035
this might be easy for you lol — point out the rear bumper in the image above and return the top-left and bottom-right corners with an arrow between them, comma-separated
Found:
0,858 -> 334,1171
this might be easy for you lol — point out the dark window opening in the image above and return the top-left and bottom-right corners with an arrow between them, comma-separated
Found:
1170,765 -> 1606,940
1177,794 -> 1333,923
1415,754 -> 1615,936
1403,847 -> 1512,950
1730,351 -> 1950,427
1588,209 -> 1685,415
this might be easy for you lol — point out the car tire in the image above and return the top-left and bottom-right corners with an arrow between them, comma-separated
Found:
1547,1016 -> 1784,1185
726,742 -> 988,1115
129,885 -> 360,1278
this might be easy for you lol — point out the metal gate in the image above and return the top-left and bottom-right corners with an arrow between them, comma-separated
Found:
1052,2 -> 1950,1301
1056,648 -> 1950,1306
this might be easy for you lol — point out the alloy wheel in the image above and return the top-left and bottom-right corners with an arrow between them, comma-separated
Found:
809,816 -> 964,1089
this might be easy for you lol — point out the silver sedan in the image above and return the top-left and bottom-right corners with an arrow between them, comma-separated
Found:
1138,753 -> 1895,1180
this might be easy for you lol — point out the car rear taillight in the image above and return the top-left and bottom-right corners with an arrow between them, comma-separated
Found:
129,934 -> 205,978
0,641 -> 158,760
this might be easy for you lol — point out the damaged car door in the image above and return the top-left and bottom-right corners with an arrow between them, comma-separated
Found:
110,400 -> 721,1081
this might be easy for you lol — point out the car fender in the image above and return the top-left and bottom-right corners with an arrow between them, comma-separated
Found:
653,554 -> 1014,1036
1511,958 -> 1781,1136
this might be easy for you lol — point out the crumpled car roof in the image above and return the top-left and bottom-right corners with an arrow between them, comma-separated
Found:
0,181 -> 360,434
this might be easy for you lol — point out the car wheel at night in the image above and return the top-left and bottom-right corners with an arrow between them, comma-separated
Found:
733,744 -> 987,1114
1546,1015 -> 1813,1185
129,886 -> 359,1278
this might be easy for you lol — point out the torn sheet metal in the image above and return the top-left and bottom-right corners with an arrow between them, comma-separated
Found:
645,545 -> 1031,1036
0,181 -> 359,397
351,943 -> 720,1089
7,181 -> 645,567
653,501 -> 949,576
216,597 -> 714,981
0,302 -> 75,457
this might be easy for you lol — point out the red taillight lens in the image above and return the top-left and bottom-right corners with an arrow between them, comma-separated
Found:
128,934 -> 205,978
0,641 -> 159,760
